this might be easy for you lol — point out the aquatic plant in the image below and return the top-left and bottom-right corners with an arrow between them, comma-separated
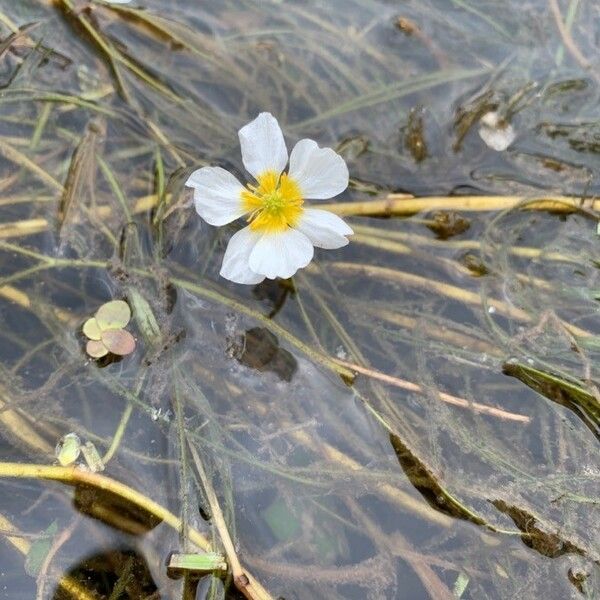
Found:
186,112 -> 353,283
0,0 -> 599,599
82,299 -> 136,358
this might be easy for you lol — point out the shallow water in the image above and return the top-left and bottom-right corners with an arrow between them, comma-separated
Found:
0,0 -> 599,598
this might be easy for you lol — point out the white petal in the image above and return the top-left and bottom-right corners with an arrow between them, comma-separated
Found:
288,139 -> 349,199
238,112 -> 288,179
220,226 -> 265,285
249,229 -> 314,280
294,208 -> 353,249
186,166 -> 247,226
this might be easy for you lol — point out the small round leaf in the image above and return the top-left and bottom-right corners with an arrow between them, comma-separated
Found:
101,329 -> 136,356
86,339 -> 109,358
83,318 -> 102,340
55,433 -> 81,466
96,300 -> 131,331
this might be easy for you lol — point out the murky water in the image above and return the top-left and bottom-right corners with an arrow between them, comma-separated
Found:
0,0 -> 599,598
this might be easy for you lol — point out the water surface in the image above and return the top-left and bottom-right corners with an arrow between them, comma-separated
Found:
0,1 -> 599,598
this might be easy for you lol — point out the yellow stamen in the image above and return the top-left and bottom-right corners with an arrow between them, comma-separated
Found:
241,171 -> 303,233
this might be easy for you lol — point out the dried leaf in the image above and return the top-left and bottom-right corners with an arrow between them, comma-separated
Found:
95,300 -> 131,330
101,329 -> 136,356
82,317 -> 102,340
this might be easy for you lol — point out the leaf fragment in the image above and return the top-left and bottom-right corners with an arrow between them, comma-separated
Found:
453,572 -> 470,598
167,552 -> 227,572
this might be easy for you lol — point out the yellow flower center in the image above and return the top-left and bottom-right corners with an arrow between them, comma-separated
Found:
241,171 -> 303,233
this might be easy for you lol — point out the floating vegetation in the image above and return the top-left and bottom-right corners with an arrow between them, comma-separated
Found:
55,432 -> 82,467
83,299 -> 136,358
0,0 -> 599,599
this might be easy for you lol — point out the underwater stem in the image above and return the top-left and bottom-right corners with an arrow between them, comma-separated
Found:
0,462 -> 212,551
0,510 -> 97,600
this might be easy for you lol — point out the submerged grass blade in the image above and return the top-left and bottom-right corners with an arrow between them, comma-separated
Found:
58,120 -> 104,236
0,137 -> 63,193
292,68 -> 488,128
503,361 -> 600,437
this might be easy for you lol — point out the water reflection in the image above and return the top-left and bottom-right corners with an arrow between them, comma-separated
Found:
51,548 -> 158,599
73,486 -> 163,536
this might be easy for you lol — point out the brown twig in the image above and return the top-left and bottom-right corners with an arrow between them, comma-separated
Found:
334,358 -> 531,423
187,442 -> 274,600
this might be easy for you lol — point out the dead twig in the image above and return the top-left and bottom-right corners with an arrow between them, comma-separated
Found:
334,358 -> 531,423
187,442 -> 274,600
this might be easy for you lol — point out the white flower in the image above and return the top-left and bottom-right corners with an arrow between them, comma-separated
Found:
186,113 -> 353,284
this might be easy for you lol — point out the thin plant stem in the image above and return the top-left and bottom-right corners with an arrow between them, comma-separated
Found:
187,443 -> 274,600
0,462 -> 213,551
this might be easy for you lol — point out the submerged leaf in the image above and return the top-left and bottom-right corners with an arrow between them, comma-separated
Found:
503,361 -> 600,438
262,497 -> 301,542
101,329 -> 136,356
82,317 -> 102,340
389,433 -> 486,526
492,500 -> 585,559
57,119 -> 105,243
25,521 -> 58,577
81,441 -> 105,472
74,486 -> 161,535
127,287 -> 161,344
453,572 -> 470,599
86,339 -> 109,359
95,300 -> 131,330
